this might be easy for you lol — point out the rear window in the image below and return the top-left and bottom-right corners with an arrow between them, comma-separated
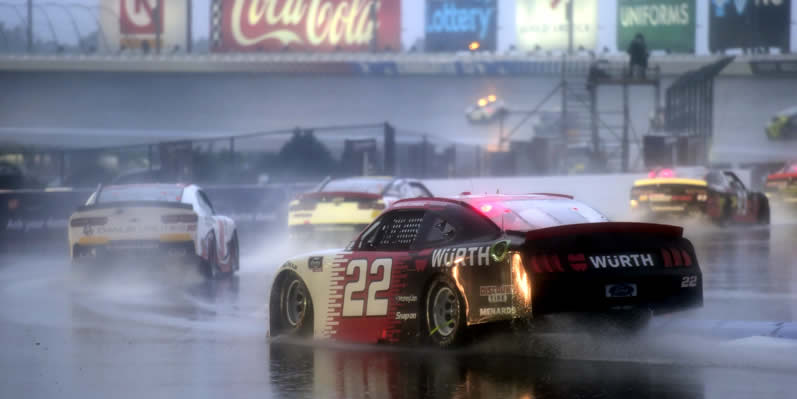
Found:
321,178 -> 390,194
98,186 -> 184,203
479,199 -> 608,230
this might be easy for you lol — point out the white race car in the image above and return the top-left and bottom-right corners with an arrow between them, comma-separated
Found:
68,184 -> 239,278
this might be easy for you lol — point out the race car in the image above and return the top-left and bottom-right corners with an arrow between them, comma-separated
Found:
630,168 -> 770,225
288,177 -> 432,248
269,194 -> 703,347
765,106 -> 797,140
68,184 -> 239,278
764,161 -> 797,205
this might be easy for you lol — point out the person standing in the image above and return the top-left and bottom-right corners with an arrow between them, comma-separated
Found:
627,33 -> 649,78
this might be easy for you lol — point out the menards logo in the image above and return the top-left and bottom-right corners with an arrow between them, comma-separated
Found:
569,253 -> 655,271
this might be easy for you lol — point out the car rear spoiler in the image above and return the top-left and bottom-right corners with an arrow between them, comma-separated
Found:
524,222 -> 683,241
76,201 -> 193,212
299,191 -> 382,200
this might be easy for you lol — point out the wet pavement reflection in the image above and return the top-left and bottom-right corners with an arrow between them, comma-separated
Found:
1,222 -> 796,398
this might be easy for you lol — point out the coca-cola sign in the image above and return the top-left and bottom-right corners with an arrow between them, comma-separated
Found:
211,0 -> 401,52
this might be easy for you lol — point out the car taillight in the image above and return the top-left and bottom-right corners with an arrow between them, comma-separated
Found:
358,201 -> 385,210
70,217 -> 108,227
161,214 -> 198,224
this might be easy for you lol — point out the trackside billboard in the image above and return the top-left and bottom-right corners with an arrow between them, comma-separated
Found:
516,0 -> 598,51
425,0 -> 497,52
709,0 -> 790,52
617,0 -> 695,53
210,0 -> 401,52
99,0 -> 188,52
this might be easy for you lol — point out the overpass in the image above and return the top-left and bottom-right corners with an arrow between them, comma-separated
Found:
1,53 -> 796,166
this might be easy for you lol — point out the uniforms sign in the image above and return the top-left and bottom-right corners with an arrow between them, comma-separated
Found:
424,0 -> 497,52
211,0 -> 401,52
516,0 -> 597,51
617,0 -> 695,53
100,0 -> 188,51
709,0 -> 790,52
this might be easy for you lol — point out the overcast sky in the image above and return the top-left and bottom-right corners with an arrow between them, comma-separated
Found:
1,1 -> 795,54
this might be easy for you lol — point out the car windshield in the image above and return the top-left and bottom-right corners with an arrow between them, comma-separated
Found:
320,178 -> 390,194
476,198 -> 608,230
97,185 -> 184,203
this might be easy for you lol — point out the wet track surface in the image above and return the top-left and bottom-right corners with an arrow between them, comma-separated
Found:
2,222 -> 797,399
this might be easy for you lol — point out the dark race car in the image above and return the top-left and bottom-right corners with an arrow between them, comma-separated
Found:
630,168 -> 770,225
764,161 -> 797,206
269,194 -> 703,347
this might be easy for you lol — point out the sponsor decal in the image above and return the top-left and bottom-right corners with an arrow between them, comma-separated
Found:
605,283 -> 638,298
617,0 -> 695,53
212,0 -> 402,53
589,254 -> 655,269
431,246 -> 490,268
395,312 -> 417,321
479,306 -> 515,316
309,256 -> 323,271
479,285 -> 512,296
284,261 -> 298,270
395,295 -> 418,303
83,224 -> 94,236
425,0 -> 497,52
516,0 -> 597,51
488,294 -> 508,303
120,0 -> 164,35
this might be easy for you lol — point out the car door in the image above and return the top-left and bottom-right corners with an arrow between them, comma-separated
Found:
331,209 -> 427,343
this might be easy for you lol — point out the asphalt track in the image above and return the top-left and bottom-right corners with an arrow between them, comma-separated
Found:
1,183 -> 797,398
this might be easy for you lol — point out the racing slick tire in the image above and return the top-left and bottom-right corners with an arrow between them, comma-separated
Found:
199,234 -> 219,279
756,194 -> 771,225
424,276 -> 467,348
274,272 -> 314,337
230,232 -> 240,272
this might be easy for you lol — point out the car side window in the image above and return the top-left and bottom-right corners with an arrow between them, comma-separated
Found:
408,182 -> 432,197
418,213 -> 457,247
383,181 -> 403,198
357,210 -> 425,251
197,191 -> 215,215
724,172 -> 746,192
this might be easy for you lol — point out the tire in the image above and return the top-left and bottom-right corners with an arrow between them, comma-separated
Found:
277,272 -> 314,337
199,234 -> 218,279
757,194 -> 771,225
230,232 -> 240,272
424,276 -> 467,348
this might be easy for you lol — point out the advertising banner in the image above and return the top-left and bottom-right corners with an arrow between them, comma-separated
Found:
211,0 -> 401,53
709,0 -> 790,52
516,0 -> 598,51
424,0 -> 497,52
617,0 -> 695,53
99,0 -> 188,52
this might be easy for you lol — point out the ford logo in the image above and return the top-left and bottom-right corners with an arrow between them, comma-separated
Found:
606,283 -> 637,298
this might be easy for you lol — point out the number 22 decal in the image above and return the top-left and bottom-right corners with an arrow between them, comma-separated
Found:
681,275 -> 698,288
342,258 -> 392,317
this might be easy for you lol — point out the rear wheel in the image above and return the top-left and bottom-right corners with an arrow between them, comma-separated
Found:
278,273 -> 313,336
757,194 -> 771,225
199,234 -> 218,279
425,276 -> 466,348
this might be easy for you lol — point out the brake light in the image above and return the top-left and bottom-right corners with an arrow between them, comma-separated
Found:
70,217 -> 108,227
162,214 -> 198,224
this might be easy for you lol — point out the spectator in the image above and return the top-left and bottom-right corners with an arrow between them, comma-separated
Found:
627,33 -> 649,78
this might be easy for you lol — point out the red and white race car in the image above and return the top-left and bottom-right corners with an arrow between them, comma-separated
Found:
68,184 -> 239,278
269,194 -> 703,347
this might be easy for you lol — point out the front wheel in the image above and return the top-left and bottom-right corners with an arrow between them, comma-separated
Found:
277,273 -> 313,337
425,276 -> 467,348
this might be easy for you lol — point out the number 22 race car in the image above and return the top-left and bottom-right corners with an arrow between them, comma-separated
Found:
269,194 -> 703,347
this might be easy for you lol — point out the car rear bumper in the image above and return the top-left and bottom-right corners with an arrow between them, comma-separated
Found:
72,240 -> 198,265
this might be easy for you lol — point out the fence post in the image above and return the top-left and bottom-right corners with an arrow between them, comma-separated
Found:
383,122 -> 395,176
27,0 -> 33,53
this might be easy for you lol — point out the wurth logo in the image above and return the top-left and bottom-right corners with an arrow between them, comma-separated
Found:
589,254 -> 655,269
432,246 -> 490,268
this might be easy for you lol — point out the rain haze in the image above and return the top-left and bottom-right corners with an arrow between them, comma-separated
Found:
2,1 -> 797,398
